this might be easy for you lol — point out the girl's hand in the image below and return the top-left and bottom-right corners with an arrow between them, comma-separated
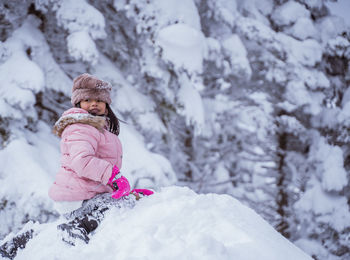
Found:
110,176 -> 131,199
107,165 -> 121,188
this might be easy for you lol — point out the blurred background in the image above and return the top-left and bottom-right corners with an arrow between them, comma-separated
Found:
0,0 -> 349,259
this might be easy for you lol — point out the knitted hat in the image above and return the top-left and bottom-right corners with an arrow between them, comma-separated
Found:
71,73 -> 112,106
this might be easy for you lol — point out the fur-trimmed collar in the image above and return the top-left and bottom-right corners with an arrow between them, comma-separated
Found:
53,110 -> 106,138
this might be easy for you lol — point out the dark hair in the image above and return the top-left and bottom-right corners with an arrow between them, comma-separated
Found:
106,103 -> 120,136
75,103 -> 120,136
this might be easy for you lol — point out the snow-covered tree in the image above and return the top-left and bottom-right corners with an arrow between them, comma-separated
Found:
0,0 -> 349,259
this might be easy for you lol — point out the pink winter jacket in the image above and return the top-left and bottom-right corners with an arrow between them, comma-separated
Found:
48,108 -> 122,201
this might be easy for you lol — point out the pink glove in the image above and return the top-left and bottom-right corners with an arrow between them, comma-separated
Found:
131,189 -> 154,196
108,165 -> 131,199
111,176 -> 130,199
107,165 -> 121,188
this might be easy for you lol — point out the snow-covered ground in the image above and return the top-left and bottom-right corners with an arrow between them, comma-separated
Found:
7,187 -> 311,260
0,117 -> 311,260
1,0 -> 349,259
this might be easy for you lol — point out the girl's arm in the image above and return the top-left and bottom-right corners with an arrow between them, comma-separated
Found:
63,124 -> 112,185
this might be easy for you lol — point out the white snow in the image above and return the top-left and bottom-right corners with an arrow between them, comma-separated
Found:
310,137 -> 348,192
277,35 -> 323,67
211,0 -> 239,27
286,17 -> 318,40
295,180 -> 350,232
119,125 -> 177,188
111,72 -> 167,134
271,1 -> 310,27
152,0 -> 201,31
325,35 -> 350,57
115,85 -> 156,114
177,74 -> 205,133
156,23 -> 206,73
13,187 -> 312,260
67,31 -> 99,65
1,0 -> 349,259
316,15 -> 347,45
285,81 -> 323,115
221,34 -> 252,78
56,0 -> 106,39
298,68 -> 330,90
0,122 -> 59,237
56,0 -> 106,64
11,15 -> 72,95
294,238 -> 330,260
326,0 -> 350,27
341,87 -> 350,108
0,27 -> 45,112
237,0 -> 273,26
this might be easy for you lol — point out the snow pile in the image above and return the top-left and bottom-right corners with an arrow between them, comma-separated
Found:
0,122 -> 60,237
295,180 -> 350,233
152,0 -> 201,30
153,0 -> 205,74
157,23 -> 206,73
0,15 -> 71,120
56,0 -> 106,64
221,34 -> 252,78
12,187 -> 312,260
326,0 -> 350,27
177,74 -> 205,133
0,0 -> 350,259
271,1 -> 310,27
286,17 -> 318,40
119,125 -> 177,188
67,31 -> 99,65
0,19 -> 44,116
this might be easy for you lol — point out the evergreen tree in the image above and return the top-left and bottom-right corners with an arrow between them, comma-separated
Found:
0,1 -> 349,258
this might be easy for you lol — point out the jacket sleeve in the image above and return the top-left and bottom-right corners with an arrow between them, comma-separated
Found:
62,124 -> 112,185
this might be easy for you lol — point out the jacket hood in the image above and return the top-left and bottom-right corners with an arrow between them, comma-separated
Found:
53,108 -> 106,137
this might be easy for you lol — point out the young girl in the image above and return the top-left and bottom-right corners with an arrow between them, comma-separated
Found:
0,74 -> 145,259
49,73 -> 134,245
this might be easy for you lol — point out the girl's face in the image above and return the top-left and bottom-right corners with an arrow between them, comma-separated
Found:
80,99 -> 107,116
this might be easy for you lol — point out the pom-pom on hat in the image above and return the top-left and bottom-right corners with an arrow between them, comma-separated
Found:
71,73 -> 112,106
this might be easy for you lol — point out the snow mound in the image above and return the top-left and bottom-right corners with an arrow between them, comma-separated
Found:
271,1 -> 310,27
14,187 -> 311,260
156,23 -> 205,73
